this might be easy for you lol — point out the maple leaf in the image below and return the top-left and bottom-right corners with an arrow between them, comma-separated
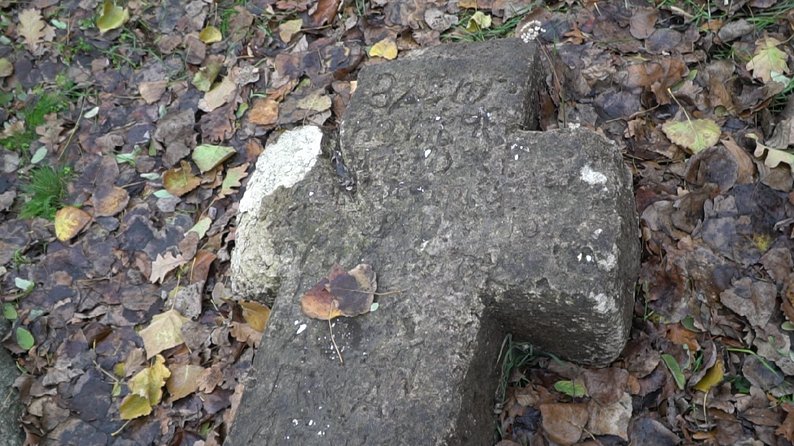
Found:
746,37 -> 790,84
149,251 -> 188,284
18,8 -> 54,52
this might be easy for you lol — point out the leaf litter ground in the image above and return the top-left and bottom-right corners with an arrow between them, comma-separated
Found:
1,0 -> 794,444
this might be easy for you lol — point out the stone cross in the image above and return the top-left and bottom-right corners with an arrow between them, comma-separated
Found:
228,38 -> 640,445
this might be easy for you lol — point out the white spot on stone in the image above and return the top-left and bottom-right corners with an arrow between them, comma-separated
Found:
514,154 -> 519,160
292,419 -> 299,426
420,240 -> 430,251
577,253 -> 582,261
308,420 -> 315,426
296,323 -> 307,335
424,149 -> 432,158
308,191 -> 314,197
293,320 -> 299,325
580,165 -> 607,186
435,116 -> 441,121
597,245 -> 618,271
593,228 -> 603,237
239,126 -> 323,215
585,255 -> 592,262
590,292 -> 615,314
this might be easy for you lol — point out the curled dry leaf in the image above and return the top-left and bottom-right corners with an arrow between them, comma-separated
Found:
300,264 -> 377,320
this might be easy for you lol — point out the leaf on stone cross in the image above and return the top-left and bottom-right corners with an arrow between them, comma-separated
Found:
199,26 -> 222,44
300,264 -> 377,320
278,19 -> 303,43
120,354 -> 171,419
749,133 -> 794,172
55,206 -> 92,242
239,300 -> 271,332
746,37 -> 790,84
165,363 -> 204,401
18,8 -> 54,52
661,119 -> 720,154
660,353 -> 686,390
192,144 -> 236,173
150,252 -> 188,284
139,309 -> 188,358
368,38 -> 398,60
466,11 -> 492,32
218,163 -> 249,199
163,160 -> 201,197
96,0 -> 130,34
693,357 -> 724,393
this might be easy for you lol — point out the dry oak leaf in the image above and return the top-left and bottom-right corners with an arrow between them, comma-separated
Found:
300,264 -> 377,320
18,8 -> 55,52
746,37 -> 790,84
149,251 -> 188,284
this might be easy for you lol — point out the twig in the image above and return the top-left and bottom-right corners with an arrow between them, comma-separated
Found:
328,317 -> 343,364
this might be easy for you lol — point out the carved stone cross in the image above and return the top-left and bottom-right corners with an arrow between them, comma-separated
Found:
228,38 -> 640,445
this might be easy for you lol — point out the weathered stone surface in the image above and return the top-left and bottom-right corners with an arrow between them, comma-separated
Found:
0,321 -> 23,446
228,38 -> 639,445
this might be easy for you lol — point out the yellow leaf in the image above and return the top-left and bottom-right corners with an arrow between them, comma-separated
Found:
54,206 -> 92,242
240,300 -> 271,332
368,38 -> 398,60
166,364 -> 204,401
466,11 -> 492,32
162,160 -> 201,197
694,357 -> 724,392
199,25 -> 222,44
139,309 -> 188,358
128,355 -> 171,404
96,0 -> 129,34
278,19 -> 303,43
119,394 -> 152,420
661,119 -> 721,154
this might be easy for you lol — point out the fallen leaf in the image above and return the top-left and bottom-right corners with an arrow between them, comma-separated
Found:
309,0 -> 340,27
54,206 -> 92,242
368,38 -> 398,60
661,353 -> 686,390
218,163 -> 249,198
163,160 -> 201,197
300,264 -> 377,320
239,300 -> 271,332
539,403 -> 589,445
230,321 -> 264,347
278,19 -> 303,42
199,25 -> 222,44
248,98 -> 279,126
166,363 -> 204,401
96,0 -> 129,34
466,11 -> 492,32
750,133 -> 794,172
198,76 -> 237,112
18,8 -> 54,52
296,90 -> 332,112
92,185 -> 129,217
139,81 -> 168,104
746,37 -> 790,83
553,379 -> 588,397
192,144 -> 236,173
120,355 -> 171,419
139,310 -> 188,358
662,118 -> 721,153
694,357 -> 724,392
192,57 -> 223,92
0,58 -> 13,77
187,217 -> 212,239
16,326 -> 35,351
149,251 -> 188,284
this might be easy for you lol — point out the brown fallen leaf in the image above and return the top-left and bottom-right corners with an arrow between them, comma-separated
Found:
300,264 -> 377,320
539,402 -> 589,445
248,98 -> 279,126
166,363 -> 204,401
54,206 -> 92,242
139,81 -> 168,104
92,184 -> 129,217
239,300 -> 271,332
163,160 -> 201,197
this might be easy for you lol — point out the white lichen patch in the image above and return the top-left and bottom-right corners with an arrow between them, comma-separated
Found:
590,292 -> 615,314
239,126 -> 323,215
580,165 -> 607,186
597,246 -> 618,271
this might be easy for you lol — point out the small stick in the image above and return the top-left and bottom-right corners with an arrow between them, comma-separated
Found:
328,315 -> 344,364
